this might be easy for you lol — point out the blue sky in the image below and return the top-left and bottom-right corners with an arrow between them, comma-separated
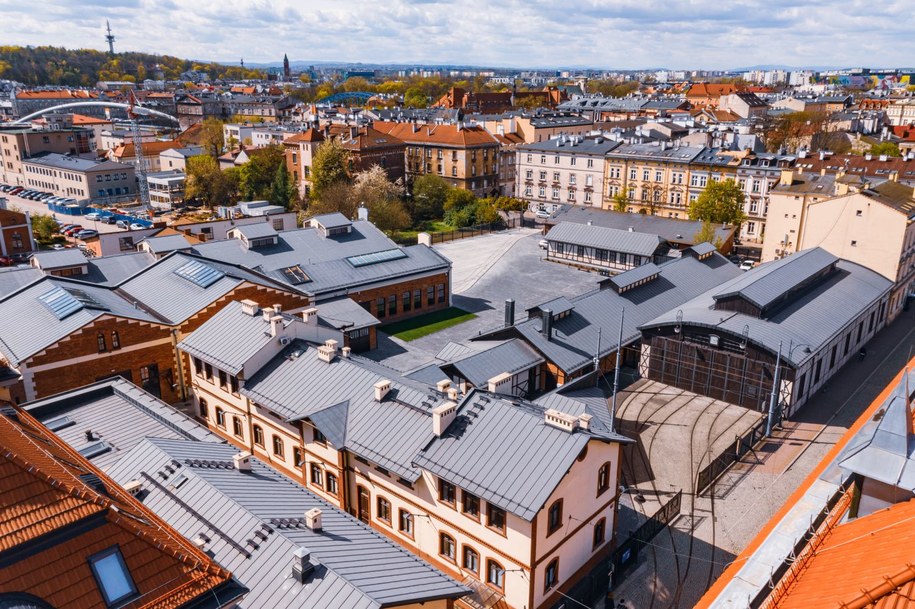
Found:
0,0 -> 911,70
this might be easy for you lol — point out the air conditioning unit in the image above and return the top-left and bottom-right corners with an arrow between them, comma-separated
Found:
279,336 -> 290,346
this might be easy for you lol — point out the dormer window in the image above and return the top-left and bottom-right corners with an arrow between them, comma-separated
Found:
88,546 -> 137,606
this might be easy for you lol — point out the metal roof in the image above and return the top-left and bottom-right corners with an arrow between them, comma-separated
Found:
689,242 -> 718,257
480,252 -> 743,374
642,252 -> 893,367
444,339 -> 544,388
24,378 -> 221,471
547,204 -> 734,245
309,212 -> 352,229
532,296 -> 576,317
545,222 -> 664,257
30,249 -> 87,269
414,390 -> 621,520
0,267 -> 43,297
610,263 -> 661,292
233,222 -> 278,240
313,297 -> 380,332
106,438 -> 468,609
138,234 -> 193,254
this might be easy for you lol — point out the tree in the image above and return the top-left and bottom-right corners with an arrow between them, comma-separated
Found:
351,166 -> 411,233
486,196 -> 527,212
307,182 -> 357,218
404,87 -> 428,108
311,139 -> 351,199
185,155 -> 236,207
411,174 -> 450,221
267,163 -> 296,210
689,179 -> 747,227
239,145 -> 286,200
199,117 -> 225,157
869,141 -> 902,157
611,192 -> 629,213
693,221 -> 724,250
31,214 -> 59,243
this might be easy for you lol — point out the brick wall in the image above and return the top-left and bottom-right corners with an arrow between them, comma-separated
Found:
343,272 -> 450,324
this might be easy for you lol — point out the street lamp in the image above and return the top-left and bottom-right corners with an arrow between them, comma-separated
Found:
766,340 -> 812,437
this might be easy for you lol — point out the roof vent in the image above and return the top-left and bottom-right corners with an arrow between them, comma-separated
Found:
233,451 -> 252,472
544,408 -> 579,433
304,508 -> 322,531
578,413 -> 593,431
436,379 -> 452,393
317,339 -> 338,363
487,372 -> 513,395
124,479 -> 144,497
541,308 -> 553,340
291,547 -> 316,583
432,401 -> 458,437
374,379 -> 392,402
240,299 -> 259,316
341,346 -> 351,358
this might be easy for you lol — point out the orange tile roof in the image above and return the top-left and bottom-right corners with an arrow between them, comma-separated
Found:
112,140 -> 182,159
16,90 -> 98,100
284,128 -> 325,144
771,499 -> 915,609
687,83 -> 739,98
328,125 -> 405,150
374,121 -> 499,148
69,113 -> 113,126
0,407 -> 238,609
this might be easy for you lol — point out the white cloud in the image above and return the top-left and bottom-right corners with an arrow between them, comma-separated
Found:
0,0 -> 910,69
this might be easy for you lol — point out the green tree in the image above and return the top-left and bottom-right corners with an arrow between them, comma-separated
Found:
689,179 -> 747,227
869,141 -> 902,157
411,174 -> 450,221
404,87 -> 428,108
611,192 -> 629,213
693,221 -> 724,249
185,155 -> 235,207
444,188 -> 476,214
486,196 -> 527,212
31,214 -> 59,243
199,117 -> 225,157
351,166 -> 410,233
267,163 -> 296,209
239,145 -> 286,200
311,139 -> 351,200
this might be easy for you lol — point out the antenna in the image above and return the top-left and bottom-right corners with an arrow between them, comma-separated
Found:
105,20 -> 115,55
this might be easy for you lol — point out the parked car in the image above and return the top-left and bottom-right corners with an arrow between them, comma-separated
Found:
8,187 -> 23,195
535,210 -> 551,219
83,212 -> 101,221
129,223 -> 146,230
63,225 -> 84,237
75,229 -> 99,240
538,239 -> 549,249
116,220 -> 129,229
103,216 -> 118,224
36,193 -> 53,201
739,260 -> 755,271
51,243 -> 66,250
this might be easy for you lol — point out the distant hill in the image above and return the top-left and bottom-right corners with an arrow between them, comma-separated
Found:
0,46 -> 266,86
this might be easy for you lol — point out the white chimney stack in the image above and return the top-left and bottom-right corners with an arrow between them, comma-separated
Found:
302,307 -> 318,325
273,303 -> 282,314
544,409 -> 579,433
269,315 -> 284,337
341,346 -> 351,358
436,379 -> 452,393
233,451 -> 252,472
578,413 -> 593,431
432,401 -> 458,437
304,507 -> 323,531
487,372 -> 513,395
240,299 -> 259,316
374,379 -> 392,401
261,306 -> 275,322
447,387 -> 459,401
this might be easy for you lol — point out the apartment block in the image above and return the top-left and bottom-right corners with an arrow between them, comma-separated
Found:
0,123 -> 94,186
21,152 -> 136,201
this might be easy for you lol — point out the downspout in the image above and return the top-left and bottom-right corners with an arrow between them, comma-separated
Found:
170,328 -> 187,401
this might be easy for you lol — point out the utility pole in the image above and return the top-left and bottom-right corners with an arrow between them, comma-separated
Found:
610,308 -> 625,433
105,21 -> 115,55
766,340 -> 783,437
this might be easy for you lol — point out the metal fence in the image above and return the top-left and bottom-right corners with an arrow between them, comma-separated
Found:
695,416 -> 771,495
611,490 -> 683,586
426,217 -> 520,244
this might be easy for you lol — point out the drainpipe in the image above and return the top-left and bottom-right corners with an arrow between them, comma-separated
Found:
170,328 -> 187,401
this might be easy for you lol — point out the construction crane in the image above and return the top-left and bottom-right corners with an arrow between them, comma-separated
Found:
127,90 -> 151,209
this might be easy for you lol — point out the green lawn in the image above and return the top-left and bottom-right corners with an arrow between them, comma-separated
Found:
380,307 -> 477,341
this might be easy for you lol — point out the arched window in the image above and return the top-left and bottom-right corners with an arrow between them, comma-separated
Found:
272,435 -> 284,458
439,532 -> 456,561
97,333 -> 107,353
593,517 -> 606,549
462,545 -> 479,574
232,416 -> 243,437
486,559 -> 505,590
253,425 -> 264,447
198,398 -> 208,419
597,462 -> 611,496
215,407 -> 225,428
547,499 -> 563,535
110,331 -> 120,350
544,558 -> 559,591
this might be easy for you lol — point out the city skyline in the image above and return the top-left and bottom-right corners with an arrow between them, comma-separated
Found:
0,0 -> 911,71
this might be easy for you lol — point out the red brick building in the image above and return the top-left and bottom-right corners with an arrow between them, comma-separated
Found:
0,207 -> 35,261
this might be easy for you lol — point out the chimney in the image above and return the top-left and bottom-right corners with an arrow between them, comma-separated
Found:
436,379 -> 452,393
273,303 -> 282,314
240,299 -> 259,316
541,309 -> 553,339
779,168 -> 795,187
447,387 -> 459,401
628,226 -> 633,232
291,547 -> 315,583
123,479 -> 144,496
544,408 -> 579,432
304,507 -> 322,531
374,379 -> 392,402
301,307 -> 318,325
269,315 -> 284,337
432,401 -> 458,436
262,306 -> 275,322
341,346 -> 351,358
357,205 -> 369,221
487,372 -> 512,395
578,413 -> 593,431
233,452 -> 252,472
317,339 -> 338,363
412,123 -> 419,133
504,299 -> 515,326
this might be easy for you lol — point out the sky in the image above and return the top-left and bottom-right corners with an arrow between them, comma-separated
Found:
0,0 -> 912,70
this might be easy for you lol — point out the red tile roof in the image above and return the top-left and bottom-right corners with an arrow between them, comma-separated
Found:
374,121 -> 499,148
687,83 -> 739,98
0,407 -> 238,609
16,90 -> 98,100
111,140 -> 182,159
284,128 -> 325,144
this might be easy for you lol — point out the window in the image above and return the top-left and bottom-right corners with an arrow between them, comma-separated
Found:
851,240 -> 857,247
539,170 -> 547,181
547,499 -> 563,535
230,375 -> 239,395
215,407 -> 226,429
306,464 -> 322,488
253,425 -> 264,447
88,546 -> 137,606
218,369 -> 228,390
96,333 -> 107,353
597,462 -> 611,495
272,435 -> 284,458
439,478 -> 456,505
376,297 -> 385,318
377,497 -> 392,523
463,545 -> 480,574
438,532 -> 457,561
462,491 -> 480,518
413,288 -> 422,309
451,166 -> 457,176
587,158 -> 594,168
427,286 -> 435,306
487,504 -> 506,533
593,517 -> 606,549
655,170 -> 663,182
204,363 -> 213,381
108,330 -> 120,350
402,291 -> 411,312
570,157 -> 576,166
399,509 -> 414,536
487,559 -> 505,590
388,294 -> 397,316
198,398 -> 208,419
294,447 -> 304,467
312,427 -> 327,445
326,472 -> 338,495
544,558 -> 559,591
437,283 -> 446,303
232,416 -> 243,437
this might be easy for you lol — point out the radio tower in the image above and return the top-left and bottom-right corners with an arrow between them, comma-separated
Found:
105,21 -> 115,54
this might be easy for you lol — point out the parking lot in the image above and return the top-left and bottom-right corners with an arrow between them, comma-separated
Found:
1,189 -> 125,234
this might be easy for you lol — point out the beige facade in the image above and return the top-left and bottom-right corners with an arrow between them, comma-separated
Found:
886,99 -> 915,126
517,138 -> 614,212
21,153 -> 136,201
0,126 -> 94,186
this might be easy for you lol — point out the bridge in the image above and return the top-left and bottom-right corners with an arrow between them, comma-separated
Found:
318,91 -> 375,106
11,101 -> 179,125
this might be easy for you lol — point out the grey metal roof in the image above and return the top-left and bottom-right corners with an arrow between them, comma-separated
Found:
106,438 -> 468,609
30,249 -> 87,269
444,339 -> 544,388
308,401 -> 349,448
642,252 -> 893,367
24,151 -> 132,172
517,137 -> 619,155
76,252 -> 156,286
547,204 -> 734,245
711,248 -> 840,312
532,296 -> 576,317
242,342 -> 444,481
838,370 -> 915,491
545,222 -> 664,257
610,263 -> 661,291
23,377 -> 221,470
404,363 -> 450,385
479,252 -> 742,374
414,390 -> 620,520
313,296 -> 380,331
0,267 -> 43,297
178,301 -> 294,376
138,234 -> 193,254
309,212 -> 352,229
606,142 -> 707,163
233,222 -> 278,240
689,242 -> 718,257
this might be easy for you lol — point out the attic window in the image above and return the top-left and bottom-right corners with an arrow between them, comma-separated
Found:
280,265 -> 311,284
856,210 -> 863,217
88,546 -> 138,607
346,249 -> 408,267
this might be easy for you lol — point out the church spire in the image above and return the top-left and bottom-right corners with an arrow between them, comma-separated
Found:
283,53 -> 290,79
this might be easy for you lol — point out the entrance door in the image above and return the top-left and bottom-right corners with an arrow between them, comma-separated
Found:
357,486 -> 370,523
